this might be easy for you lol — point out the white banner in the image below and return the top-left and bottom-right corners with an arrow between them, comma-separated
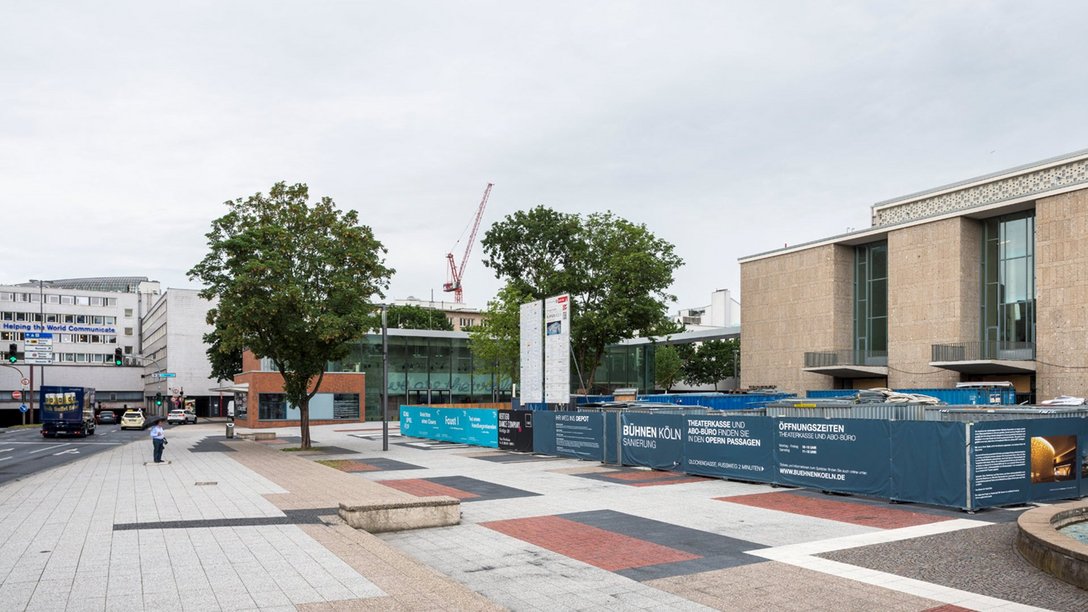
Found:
519,300 -> 543,404
544,294 -> 571,404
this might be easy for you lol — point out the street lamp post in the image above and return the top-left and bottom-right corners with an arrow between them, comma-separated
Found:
381,304 -> 389,451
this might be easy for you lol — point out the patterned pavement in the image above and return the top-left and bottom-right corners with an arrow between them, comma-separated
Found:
0,421 -> 1078,611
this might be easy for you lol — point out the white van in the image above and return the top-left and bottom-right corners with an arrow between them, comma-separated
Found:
226,400 -> 235,419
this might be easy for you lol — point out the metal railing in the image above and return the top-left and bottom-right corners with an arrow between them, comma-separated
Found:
930,341 -> 1035,362
803,349 -> 888,368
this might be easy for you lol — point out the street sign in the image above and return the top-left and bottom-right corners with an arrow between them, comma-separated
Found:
11,391 -> 21,400
157,372 -> 177,378
19,404 -> 28,413
20,378 -> 29,386
26,357 -> 54,365
24,332 -> 53,345
25,351 -> 54,359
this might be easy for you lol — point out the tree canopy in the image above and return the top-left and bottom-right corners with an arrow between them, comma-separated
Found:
481,206 -> 683,392
681,338 -> 740,390
468,284 -> 527,390
653,344 -> 683,393
189,182 -> 392,448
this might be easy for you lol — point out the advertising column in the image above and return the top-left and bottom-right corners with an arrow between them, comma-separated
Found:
519,300 -> 543,405
544,294 -> 571,405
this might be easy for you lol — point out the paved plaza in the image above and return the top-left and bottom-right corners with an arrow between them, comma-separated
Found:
0,421 -> 1084,611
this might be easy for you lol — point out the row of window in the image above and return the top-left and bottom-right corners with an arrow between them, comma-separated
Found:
0,293 -> 120,307
21,351 -> 132,364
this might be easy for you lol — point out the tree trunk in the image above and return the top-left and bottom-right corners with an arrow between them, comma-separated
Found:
299,398 -> 311,449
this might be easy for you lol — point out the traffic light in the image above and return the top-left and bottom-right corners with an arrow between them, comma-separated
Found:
113,347 -> 124,366
155,392 -> 163,407
6,343 -> 15,364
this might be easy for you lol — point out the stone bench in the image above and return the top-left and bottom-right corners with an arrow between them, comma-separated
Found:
339,496 -> 461,533
236,431 -> 277,441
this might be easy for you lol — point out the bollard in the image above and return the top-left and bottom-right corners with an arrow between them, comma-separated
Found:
225,422 -> 235,439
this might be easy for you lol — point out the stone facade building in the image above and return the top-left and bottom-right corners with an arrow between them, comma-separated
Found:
739,149 -> 1088,403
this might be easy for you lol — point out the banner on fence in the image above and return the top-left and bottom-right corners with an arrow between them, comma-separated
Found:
620,413 -> 684,470
682,414 -> 773,480
774,418 -> 892,497
498,410 -> 534,452
399,406 -> 498,448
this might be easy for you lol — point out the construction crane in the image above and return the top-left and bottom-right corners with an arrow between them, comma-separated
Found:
443,182 -> 494,303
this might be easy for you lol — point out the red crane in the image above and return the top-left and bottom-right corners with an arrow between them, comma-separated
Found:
444,182 -> 494,303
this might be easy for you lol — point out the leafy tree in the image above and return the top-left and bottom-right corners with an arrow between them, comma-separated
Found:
682,339 -> 740,390
482,206 -> 683,392
654,344 -> 684,393
468,284 -> 526,392
189,182 -> 393,449
204,325 -> 242,382
384,304 -> 453,331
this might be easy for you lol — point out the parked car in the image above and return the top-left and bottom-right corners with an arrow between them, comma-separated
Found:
120,411 -> 146,430
166,409 -> 187,425
183,409 -> 198,424
97,411 -> 118,425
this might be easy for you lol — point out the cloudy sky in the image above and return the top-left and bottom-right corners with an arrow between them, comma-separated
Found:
3,1 -> 1088,312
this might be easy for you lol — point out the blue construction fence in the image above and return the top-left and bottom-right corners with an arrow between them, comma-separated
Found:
400,405 -> 1088,510
806,387 -> 1018,405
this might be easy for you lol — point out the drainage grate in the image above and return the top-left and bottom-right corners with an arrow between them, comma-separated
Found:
194,481 -> 218,486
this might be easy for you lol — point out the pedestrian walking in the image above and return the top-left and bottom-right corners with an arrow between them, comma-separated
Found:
150,418 -> 167,463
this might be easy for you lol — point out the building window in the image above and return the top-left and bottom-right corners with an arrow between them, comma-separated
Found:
854,242 -> 888,365
61,295 -> 73,305
76,296 -> 90,306
982,212 -> 1035,359
258,394 -> 287,420
47,295 -> 59,304
333,394 -> 360,419
124,308 -> 133,317
90,297 -> 103,306
125,327 -> 134,336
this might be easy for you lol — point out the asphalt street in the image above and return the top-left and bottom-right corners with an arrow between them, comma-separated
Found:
0,423 -> 154,485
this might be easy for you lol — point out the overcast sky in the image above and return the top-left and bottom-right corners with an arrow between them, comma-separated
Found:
4,1 -> 1088,312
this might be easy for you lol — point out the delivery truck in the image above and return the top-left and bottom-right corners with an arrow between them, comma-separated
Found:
40,386 -> 97,438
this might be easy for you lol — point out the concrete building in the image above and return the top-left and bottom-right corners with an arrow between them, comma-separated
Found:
140,288 -> 225,417
675,288 -> 741,330
394,297 -> 483,331
739,149 -> 1088,403
0,277 -> 160,425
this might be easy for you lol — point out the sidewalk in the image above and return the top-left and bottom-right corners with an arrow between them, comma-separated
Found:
0,422 -> 1082,611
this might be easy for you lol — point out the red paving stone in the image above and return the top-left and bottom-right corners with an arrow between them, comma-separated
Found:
482,515 -> 700,571
719,492 -> 952,529
378,478 -> 480,500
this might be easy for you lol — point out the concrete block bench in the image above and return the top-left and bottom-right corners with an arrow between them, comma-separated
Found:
339,496 -> 461,533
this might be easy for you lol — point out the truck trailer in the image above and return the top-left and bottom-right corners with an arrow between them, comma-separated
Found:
40,386 -> 97,438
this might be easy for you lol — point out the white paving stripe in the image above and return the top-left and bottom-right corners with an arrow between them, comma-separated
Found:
747,519 -> 1049,611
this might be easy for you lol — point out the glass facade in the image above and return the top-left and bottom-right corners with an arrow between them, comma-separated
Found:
982,212 -> 1035,359
854,242 -> 888,365
330,334 -> 513,421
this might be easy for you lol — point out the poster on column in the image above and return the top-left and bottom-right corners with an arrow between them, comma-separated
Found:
519,300 -> 543,404
682,414 -> 774,481
621,413 -> 684,470
970,421 -> 1029,508
544,294 -> 571,404
774,418 -> 891,497
1026,418 -> 1088,503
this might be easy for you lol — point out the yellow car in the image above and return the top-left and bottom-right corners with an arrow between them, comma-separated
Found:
120,411 -> 146,430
